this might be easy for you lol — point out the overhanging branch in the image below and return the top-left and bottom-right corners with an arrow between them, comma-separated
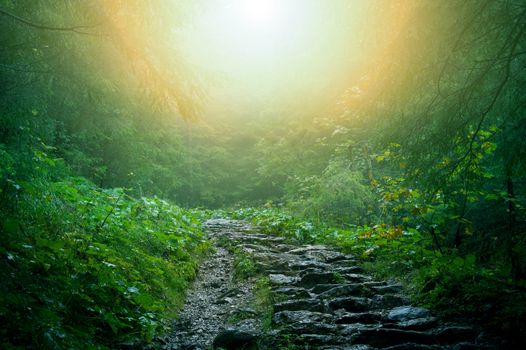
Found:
0,7 -> 100,35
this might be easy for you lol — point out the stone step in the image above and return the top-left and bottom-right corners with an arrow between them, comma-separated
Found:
173,220 -> 496,350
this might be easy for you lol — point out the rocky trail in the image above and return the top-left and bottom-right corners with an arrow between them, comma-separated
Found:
162,219 -> 500,349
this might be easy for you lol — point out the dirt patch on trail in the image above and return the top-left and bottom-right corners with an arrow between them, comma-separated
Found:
162,219 -> 262,349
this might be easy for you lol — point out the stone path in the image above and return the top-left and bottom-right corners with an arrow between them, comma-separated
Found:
164,219 -> 498,349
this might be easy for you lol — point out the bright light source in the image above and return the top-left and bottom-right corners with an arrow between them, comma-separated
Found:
178,0 -> 371,109
242,0 -> 278,24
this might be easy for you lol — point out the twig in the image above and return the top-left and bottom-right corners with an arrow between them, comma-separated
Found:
97,193 -> 123,232
0,7 -> 101,36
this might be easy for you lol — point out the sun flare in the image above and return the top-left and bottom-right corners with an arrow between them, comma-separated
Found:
242,0 -> 279,24
180,0 -> 371,105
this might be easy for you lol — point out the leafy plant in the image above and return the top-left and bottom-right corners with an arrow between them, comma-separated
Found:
0,148 -> 210,348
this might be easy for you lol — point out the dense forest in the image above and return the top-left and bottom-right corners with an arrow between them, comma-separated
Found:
1,0 -> 525,349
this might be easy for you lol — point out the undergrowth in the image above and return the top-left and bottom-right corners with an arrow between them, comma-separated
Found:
0,148 -> 210,349
215,234 -> 257,281
230,207 -> 526,342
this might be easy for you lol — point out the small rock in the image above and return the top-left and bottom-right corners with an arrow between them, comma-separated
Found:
215,296 -> 233,305
269,273 -> 297,285
326,253 -> 355,263
372,294 -> 410,308
318,284 -> 372,299
289,260 -> 331,271
335,266 -> 364,274
338,324 -> 377,336
311,284 -> 345,294
293,333 -> 348,346
351,328 -> 435,347
394,317 -> 439,331
288,245 -> 328,255
288,246 -> 346,262
273,286 -> 311,299
212,327 -> 258,349
335,311 -> 385,324
208,281 -> 222,288
344,273 -> 373,283
282,321 -> 339,335
297,272 -> 341,288
388,306 -> 431,321
272,310 -> 334,325
328,296 -> 372,312
274,298 -> 326,313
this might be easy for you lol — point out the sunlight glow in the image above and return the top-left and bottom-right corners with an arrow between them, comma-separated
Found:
177,0 -> 372,115
242,0 -> 279,24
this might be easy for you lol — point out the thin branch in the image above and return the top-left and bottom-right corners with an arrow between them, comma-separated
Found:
436,0 -> 494,97
96,193 -> 124,233
0,7 -> 101,36
454,14 -> 526,173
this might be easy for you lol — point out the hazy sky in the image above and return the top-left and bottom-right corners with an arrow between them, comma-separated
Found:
177,0 -> 373,122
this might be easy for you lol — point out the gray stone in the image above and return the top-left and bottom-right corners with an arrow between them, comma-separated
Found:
289,259 -> 331,271
372,293 -> 410,308
328,296 -> 372,312
338,323 -> 377,336
272,286 -> 311,299
394,317 -> 439,331
269,273 -> 297,285
298,267 -> 327,276
326,253 -> 355,263
288,246 -> 346,262
372,284 -> 404,294
318,284 -> 373,299
212,327 -> 258,349
287,245 -> 330,255
297,272 -> 341,288
272,310 -> 334,325
335,311 -> 385,324
274,298 -> 326,313
344,273 -> 373,283
293,334 -> 348,346
311,284 -> 345,294
282,321 -> 339,335
334,266 -> 364,274
388,306 -> 431,321
351,328 -> 435,347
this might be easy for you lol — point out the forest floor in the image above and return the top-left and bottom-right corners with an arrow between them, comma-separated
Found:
160,219 -> 500,350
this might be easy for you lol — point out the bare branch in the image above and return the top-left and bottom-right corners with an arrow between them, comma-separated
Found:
0,7 -> 101,36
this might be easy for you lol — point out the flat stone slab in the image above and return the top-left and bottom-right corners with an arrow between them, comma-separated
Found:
269,273 -> 298,285
388,306 -> 431,321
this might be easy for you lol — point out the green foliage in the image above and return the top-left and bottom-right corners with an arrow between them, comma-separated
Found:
287,159 -> 376,226
231,207 -> 317,243
0,148 -> 209,349
414,255 -> 526,334
233,249 -> 257,280
254,277 -> 273,332
231,206 -> 526,338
